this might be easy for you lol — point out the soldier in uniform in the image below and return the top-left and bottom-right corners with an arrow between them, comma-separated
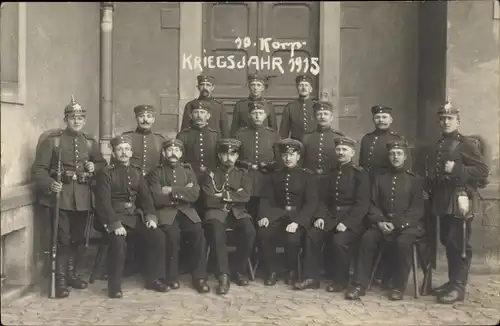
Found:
146,138 -> 210,293
234,101 -> 281,220
257,139 -> 318,286
345,139 -> 425,301
295,136 -> 370,292
200,138 -> 256,295
302,101 -> 344,176
279,74 -> 317,140
180,75 -> 230,138
427,102 -> 489,304
94,135 -> 169,298
358,105 -> 404,286
230,74 -> 278,136
177,100 -> 220,218
32,96 -> 107,298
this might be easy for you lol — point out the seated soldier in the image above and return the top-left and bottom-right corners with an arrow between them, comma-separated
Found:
94,135 -> 169,298
295,136 -> 370,292
257,138 -> 318,286
201,138 -> 256,295
146,138 -> 210,294
345,139 -> 424,301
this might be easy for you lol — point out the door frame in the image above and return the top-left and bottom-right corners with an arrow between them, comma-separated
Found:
178,2 -> 341,131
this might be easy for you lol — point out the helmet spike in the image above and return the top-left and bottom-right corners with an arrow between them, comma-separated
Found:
71,95 -> 76,105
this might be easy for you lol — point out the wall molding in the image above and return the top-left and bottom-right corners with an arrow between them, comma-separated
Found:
1,183 -> 36,213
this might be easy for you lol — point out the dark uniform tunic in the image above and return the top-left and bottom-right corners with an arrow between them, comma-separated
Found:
257,166 -> 318,274
302,126 -> 344,175
427,131 -> 489,288
122,128 -> 166,176
303,162 -> 370,284
181,96 -> 230,138
201,165 -> 256,276
231,98 -> 278,137
94,163 -> 166,288
147,162 -> 208,282
235,125 -> 281,218
352,168 -> 424,291
359,129 -> 403,179
32,128 -> 106,273
176,126 -> 220,179
279,98 -> 316,141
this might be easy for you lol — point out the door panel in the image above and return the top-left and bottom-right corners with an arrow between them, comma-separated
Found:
202,2 -> 258,101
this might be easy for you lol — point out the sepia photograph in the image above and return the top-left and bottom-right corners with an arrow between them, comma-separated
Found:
1,1 -> 499,325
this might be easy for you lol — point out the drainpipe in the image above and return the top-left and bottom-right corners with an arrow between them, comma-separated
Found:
99,2 -> 114,163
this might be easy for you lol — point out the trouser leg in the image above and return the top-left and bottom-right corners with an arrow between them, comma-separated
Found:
302,228 -> 327,280
232,217 -> 256,275
331,230 -> 358,287
352,228 -> 384,289
204,220 -> 229,275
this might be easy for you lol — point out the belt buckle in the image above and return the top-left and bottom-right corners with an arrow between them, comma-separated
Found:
124,202 -> 133,209
316,169 -> 324,174
285,205 -> 292,212
72,174 -> 78,181
336,206 -> 341,212
200,166 -> 207,172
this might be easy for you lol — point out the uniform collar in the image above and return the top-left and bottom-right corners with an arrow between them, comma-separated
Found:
442,130 -> 459,139
248,95 -> 264,101
338,160 -> 353,170
64,127 -> 83,137
198,95 -> 212,100
135,127 -> 152,134
164,161 -> 180,169
219,164 -> 234,172
372,128 -> 391,135
316,125 -> 332,132
249,123 -> 266,130
116,162 -> 131,169
390,166 -> 406,174
298,96 -> 312,103
192,124 -> 209,131
284,165 -> 300,172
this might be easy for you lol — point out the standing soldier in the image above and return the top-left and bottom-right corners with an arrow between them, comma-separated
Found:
279,74 -> 317,140
302,101 -> 344,176
234,101 -> 281,220
427,102 -> 489,304
295,137 -> 370,292
176,100 -> 220,217
345,139 -> 424,301
94,135 -> 169,298
201,138 -> 256,295
257,139 -> 318,286
231,74 -> 278,136
33,96 -> 107,298
146,138 -> 210,293
180,75 -> 230,138
359,105 -> 404,287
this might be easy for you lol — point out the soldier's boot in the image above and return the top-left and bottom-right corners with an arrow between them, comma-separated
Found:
293,278 -> 320,291
284,270 -> 297,285
437,282 -> 466,304
216,273 -> 230,295
431,282 -> 453,296
345,285 -> 366,301
67,255 -> 88,290
55,259 -> 70,298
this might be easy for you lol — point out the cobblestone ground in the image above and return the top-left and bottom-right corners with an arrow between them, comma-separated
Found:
1,270 -> 500,326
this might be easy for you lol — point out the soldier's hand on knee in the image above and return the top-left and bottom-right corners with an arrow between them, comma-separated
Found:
314,218 -> 324,230
258,217 -> 269,228
386,222 -> 395,232
51,181 -> 63,193
336,222 -> 347,232
114,226 -> 127,236
186,182 -> 194,188
161,186 -> 173,195
444,160 -> 455,173
286,222 -> 298,233
377,222 -> 390,233
146,220 -> 157,229
84,161 -> 95,173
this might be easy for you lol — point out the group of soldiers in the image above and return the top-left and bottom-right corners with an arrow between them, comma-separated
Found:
33,73 -> 489,305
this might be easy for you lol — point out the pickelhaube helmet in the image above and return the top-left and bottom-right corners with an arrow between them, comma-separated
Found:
64,95 -> 86,116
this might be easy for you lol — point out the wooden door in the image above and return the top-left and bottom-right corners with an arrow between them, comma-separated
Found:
203,2 -> 320,128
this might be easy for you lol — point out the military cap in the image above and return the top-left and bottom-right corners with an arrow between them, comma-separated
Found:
110,135 -> 133,149
386,138 -> 408,151
64,95 -> 86,116
295,74 -> 313,85
437,101 -> 460,116
189,99 -> 212,113
313,101 -> 334,113
197,74 -> 215,84
248,101 -> 267,113
334,136 -> 357,149
277,138 -> 303,154
162,138 -> 184,151
247,73 -> 272,86
134,104 -> 155,116
216,138 -> 242,153
371,105 -> 393,115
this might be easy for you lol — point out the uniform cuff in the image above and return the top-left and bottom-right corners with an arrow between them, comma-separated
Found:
105,221 -> 123,233
144,214 -> 158,224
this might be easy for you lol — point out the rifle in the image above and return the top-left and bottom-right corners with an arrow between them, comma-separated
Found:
49,146 -> 63,298
420,153 -> 436,296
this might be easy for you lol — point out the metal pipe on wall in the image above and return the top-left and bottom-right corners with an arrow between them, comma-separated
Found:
99,2 -> 114,163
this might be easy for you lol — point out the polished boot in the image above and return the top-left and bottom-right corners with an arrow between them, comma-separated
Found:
145,279 -> 170,293
193,278 -> 210,293
108,283 -> 123,299
437,283 -> 466,304
293,278 -> 320,290
284,270 -> 297,285
431,282 -> 452,296
55,273 -> 70,298
389,289 -> 404,301
326,283 -> 347,293
67,255 -> 88,290
345,285 -> 366,300
216,273 -> 230,295
168,280 -> 181,290
264,272 -> 277,286
232,272 -> 250,286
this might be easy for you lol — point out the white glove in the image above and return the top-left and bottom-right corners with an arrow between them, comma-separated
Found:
457,195 -> 470,219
